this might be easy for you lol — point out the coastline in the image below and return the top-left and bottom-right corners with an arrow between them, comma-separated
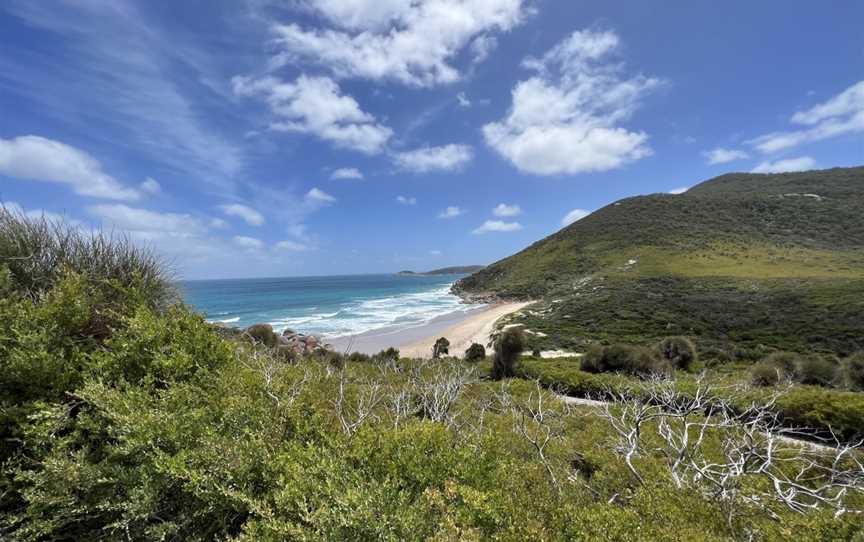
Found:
329,301 -> 534,356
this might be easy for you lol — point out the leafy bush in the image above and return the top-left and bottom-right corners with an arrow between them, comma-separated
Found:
751,361 -> 783,387
762,351 -> 801,374
373,347 -> 400,363
432,337 -> 450,359
348,351 -> 371,363
244,323 -> 278,347
492,328 -> 525,380
793,356 -> 838,387
464,342 -> 486,361
842,353 -> 864,391
580,343 -> 667,377
656,336 -> 697,370
0,206 -> 175,311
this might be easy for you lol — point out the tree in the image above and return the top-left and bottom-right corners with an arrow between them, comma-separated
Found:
492,328 -> 525,380
432,337 -> 450,359
464,342 -> 486,361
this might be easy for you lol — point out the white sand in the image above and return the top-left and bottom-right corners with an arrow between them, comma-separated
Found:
398,301 -> 534,358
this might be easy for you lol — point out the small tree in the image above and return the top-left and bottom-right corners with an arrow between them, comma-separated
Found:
432,337 -> 450,359
656,336 -> 697,371
842,353 -> 864,390
492,328 -> 525,380
464,342 -> 486,361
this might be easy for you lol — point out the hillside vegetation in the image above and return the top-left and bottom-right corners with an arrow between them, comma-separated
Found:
2,208 -> 863,540
455,167 -> 864,355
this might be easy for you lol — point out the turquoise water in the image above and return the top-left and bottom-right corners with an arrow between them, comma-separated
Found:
180,274 -> 474,338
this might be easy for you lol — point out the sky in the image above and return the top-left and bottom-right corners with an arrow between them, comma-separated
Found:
1,0 -> 862,280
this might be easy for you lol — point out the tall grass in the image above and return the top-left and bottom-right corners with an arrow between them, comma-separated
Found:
0,205 -> 176,309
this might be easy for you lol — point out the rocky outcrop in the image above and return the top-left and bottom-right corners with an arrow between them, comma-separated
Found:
276,328 -> 332,356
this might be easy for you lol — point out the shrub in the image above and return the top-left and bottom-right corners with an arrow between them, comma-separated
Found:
793,356 -> 838,387
244,323 -> 278,348
348,351 -> 371,363
580,343 -> 663,377
464,342 -> 486,362
373,347 -> 400,364
0,206 -> 175,310
656,336 -> 697,370
432,337 -> 450,359
751,361 -> 783,386
761,351 -> 800,374
841,353 -> 864,391
492,328 -> 525,380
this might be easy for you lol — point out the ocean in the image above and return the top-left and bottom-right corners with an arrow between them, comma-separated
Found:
179,273 -> 477,339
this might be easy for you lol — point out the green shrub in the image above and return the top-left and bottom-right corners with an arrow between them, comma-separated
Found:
373,347 -> 400,363
0,206 -> 175,310
580,343 -> 664,377
348,351 -> 371,363
492,328 -> 525,380
244,323 -> 278,347
841,353 -> 864,391
793,356 -> 838,387
464,342 -> 486,361
751,361 -> 783,386
432,337 -> 450,359
656,337 -> 697,370
762,351 -> 801,373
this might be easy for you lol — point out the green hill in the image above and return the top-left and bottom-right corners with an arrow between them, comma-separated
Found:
454,166 -> 864,356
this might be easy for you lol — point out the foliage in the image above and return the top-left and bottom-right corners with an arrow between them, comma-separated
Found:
656,336 -> 697,370
244,323 -> 279,347
580,343 -> 668,377
492,328 -> 525,380
464,342 -> 486,361
432,337 -> 450,359
751,362 -> 783,387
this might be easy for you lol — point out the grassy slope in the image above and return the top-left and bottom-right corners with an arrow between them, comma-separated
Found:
455,167 -> 864,355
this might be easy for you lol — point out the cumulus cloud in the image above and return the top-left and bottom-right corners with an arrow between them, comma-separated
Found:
89,204 -> 207,235
561,208 -> 590,226
493,203 -> 522,217
703,147 -> 749,165
396,195 -> 417,205
668,186 -> 689,195
392,144 -> 473,173
140,177 -> 162,195
751,156 -> 816,174
0,135 -> 140,200
219,203 -> 265,226
330,167 -> 364,180
438,206 -> 465,219
271,0 -> 530,87
232,75 -> 392,154
275,239 -> 309,251
472,220 -> 522,234
305,187 -> 336,204
233,236 -> 264,250
750,80 -> 864,153
483,29 -> 661,176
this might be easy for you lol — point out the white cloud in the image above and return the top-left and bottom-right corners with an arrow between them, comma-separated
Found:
89,204 -> 207,235
472,220 -> 522,234
561,208 -> 590,226
470,34 -> 498,63
430,249 -> 442,256
272,0 -> 530,87
210,218 -> 229,229
493,203 -> 522,217
668,186 -> 689,195
140,177 -> 162,195
2,201 -> 80,226
751,156 -> 816,174
0,135 -> 140,200
483,29 -> 661,176
392,144 -> 473,173
275,239 -> 309,251
232,74 -> 392,154
219,203 -> 265,226
703,147 -> 749,165
233,235 -> 264,250
396,195 -> 417,205
457,92 -> 471,108
330,167 -> 364,180
750,80 -> 864,153
305,187 -> 336,204
438,206 -> 465,219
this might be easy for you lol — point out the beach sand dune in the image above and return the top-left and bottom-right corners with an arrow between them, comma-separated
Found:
398,301 -> 534,358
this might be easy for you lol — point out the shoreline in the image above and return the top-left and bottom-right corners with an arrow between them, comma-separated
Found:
329,301 -> 534,357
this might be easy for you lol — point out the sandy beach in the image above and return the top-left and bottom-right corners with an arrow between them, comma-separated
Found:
329,301 -> 534,357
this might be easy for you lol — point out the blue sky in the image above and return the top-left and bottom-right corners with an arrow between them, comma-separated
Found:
1,0 -> 862,279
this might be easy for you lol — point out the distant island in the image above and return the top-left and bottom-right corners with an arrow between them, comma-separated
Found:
397,265 -> 485,276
